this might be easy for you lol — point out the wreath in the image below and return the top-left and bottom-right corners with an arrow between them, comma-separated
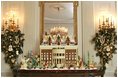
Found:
1,29 -> 25,70
91,27 -> 117,76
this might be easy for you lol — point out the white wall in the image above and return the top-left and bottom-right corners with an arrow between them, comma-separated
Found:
23,1 -> 39,55
1,1 -> 117,77
81,1 -> 96,64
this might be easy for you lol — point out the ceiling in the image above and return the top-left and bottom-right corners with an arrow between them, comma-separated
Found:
44,2 -> 73,23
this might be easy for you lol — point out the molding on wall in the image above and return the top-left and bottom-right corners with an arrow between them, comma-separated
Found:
80,1 -> 84,62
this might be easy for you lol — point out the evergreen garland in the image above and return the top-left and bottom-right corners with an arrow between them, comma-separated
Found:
91,27 -> 117,76
1,29 -> 25,70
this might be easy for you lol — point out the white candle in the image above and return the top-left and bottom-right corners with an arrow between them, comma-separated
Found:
111,17 -> 112,26
17,18 -> 19,25
113,20 -> 115,28
108,17 -> 109,23
3,18 -> 5,23
2,18 -> 5,30
5,21 -> 8,28
99,18 -> 100,26
107,17 -> 109,27
2,18 -> 5,26
103,16 -> 104,22
102,16 -> 105,27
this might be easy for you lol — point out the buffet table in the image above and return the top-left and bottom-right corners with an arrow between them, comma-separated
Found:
15,69 -> 104,77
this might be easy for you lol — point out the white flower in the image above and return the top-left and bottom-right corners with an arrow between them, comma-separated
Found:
106,46 -> 110,51
11,59 -> 15,63
11,55 -> 13,57
10,39 -> 12,41
8,45 -> 13,51
16,51 -> 19,55
110,46 -> 113,49
107,53 -> 110,56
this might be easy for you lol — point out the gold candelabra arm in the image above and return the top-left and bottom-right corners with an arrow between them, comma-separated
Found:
2,11 -> 20,31
2,19 -> 19,31
99,16 -> 115,30
2,25 -> 5,31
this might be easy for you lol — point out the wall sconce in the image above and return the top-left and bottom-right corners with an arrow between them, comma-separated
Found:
92,14 -> 117,77
99,16 -> 115,30
1,10 -> 25,70
2,10 -> 19,31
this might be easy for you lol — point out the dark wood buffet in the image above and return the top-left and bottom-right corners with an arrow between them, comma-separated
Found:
14,69 -> 104,77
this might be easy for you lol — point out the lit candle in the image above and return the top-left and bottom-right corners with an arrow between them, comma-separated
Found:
99,18 -> 101,29
102,16 -> 105,28
99,18 -> 100,26
5,21 -> 8,28
2,18 -> 5,30
110,17 -> 112,28
105,17 -> 107,28
13,14 -> 15,21
107,17 -> 109,27
2,18 -> 5,25
17,18 -> 19,25
113,20 -> 115,28
3,18 -> 5,23
103,16 -> 104,22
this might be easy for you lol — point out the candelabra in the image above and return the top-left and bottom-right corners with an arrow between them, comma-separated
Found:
1,11 -> 24,71
50,26 -> 68,36
92,15 -> 117,77
99,16 -> 115,30
2,13 -> 19,32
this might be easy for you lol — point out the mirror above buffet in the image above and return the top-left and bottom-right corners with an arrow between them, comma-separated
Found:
40,1 -> 78,45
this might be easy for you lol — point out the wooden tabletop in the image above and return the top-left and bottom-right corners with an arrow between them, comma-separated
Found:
15,69 -> 104,77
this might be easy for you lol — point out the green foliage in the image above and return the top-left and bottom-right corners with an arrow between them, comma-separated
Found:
91,28 -> 117,65
1,29 -> 25,70
21,54 -> 40,69
26,56 -> 39,69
